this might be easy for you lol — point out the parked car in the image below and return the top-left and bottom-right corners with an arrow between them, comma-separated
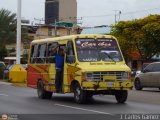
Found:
0,61 -> 6,79
131,69 -> 137,77
134,62 -> 160,90
132,63 -> 150,77
0,61 -> 5,67
131,69 -> 142,77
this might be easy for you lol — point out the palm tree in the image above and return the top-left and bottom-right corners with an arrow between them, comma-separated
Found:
0,8 -> 16,45
0,9 -> 17,61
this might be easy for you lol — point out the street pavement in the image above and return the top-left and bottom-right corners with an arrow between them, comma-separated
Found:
0,81 -> 160,120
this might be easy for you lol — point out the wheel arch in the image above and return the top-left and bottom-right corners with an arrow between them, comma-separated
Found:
135,77 -> 140,81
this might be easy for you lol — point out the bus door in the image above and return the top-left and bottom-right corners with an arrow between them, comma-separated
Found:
55,44 -> 66,92
64,40 -> 76,92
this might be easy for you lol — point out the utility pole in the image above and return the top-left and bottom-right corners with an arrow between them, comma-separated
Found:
16,0 -> 21,64
55,19 -> 57,36
114,10 -> 121,24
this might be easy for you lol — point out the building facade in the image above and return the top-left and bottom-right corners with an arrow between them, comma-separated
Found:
45,0 -> 77,24
35,24 -> 78,39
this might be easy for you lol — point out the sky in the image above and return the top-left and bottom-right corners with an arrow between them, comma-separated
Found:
0,0 -> 160,27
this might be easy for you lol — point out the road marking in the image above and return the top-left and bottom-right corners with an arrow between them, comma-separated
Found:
55,103 -> 112,115
0,93 -> 9,97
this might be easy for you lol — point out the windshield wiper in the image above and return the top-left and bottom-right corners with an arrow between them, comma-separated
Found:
100,52 -> 116,63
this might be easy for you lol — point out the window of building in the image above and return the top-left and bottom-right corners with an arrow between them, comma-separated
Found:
67,29 -> 71,35
48,27 -> 52,36
36,31 -> 44,36
56,29 -> 60,36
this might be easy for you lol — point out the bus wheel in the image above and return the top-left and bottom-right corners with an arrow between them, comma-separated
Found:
115,90 -> 128,104
37,80 -> 52,99
73,83 -> 87,104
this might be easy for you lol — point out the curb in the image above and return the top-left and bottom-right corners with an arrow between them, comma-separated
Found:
0,80 -> 26,87
0,80 -> 12,85
11,83 -> 27,87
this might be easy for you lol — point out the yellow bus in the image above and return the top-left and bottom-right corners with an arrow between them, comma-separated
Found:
27,34 -> 133,104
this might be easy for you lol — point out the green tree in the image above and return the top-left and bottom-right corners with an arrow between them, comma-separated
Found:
0,8 -> 16,44
0,9 -> 16,60
0,44 -> 8,61
0,9 -> 33,62
111,14 -> 160,61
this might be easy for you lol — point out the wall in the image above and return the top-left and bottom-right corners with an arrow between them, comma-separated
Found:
59,0 -> 77,22
34,25 -> 77,39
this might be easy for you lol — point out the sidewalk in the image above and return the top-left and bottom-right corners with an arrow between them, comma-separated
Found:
0,79 -> 26,87
0,80 -> 12,85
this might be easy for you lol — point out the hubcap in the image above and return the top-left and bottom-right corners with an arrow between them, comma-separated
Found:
75,87 -> 80,100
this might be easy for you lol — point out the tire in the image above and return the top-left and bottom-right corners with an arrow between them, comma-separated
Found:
45,92 -> 53,99
115,90 -> 128,104
37,80 -> 52,99
73,83 -> 87,104
87,93 -> 93,99
134,79 -> 143,90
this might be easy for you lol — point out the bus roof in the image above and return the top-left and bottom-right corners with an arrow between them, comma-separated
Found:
31,34 -> 116,44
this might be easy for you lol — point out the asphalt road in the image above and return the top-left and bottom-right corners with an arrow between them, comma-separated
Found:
0,81 -> 160,120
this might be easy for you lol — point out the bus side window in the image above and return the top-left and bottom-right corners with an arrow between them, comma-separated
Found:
66,41 -> 75,64
37,44 -> 47,63
46,42 -> 58,63
30,44 -> 39,63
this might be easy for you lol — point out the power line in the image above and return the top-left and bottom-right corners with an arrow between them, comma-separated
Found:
122,7 -> 160,15
82,14 -> 113,18
80,7 -> 160,18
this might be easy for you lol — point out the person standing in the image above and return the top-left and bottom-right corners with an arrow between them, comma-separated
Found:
55,48 -> 64,92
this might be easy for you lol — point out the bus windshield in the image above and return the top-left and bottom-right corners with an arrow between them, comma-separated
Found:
75,38 -> 123,62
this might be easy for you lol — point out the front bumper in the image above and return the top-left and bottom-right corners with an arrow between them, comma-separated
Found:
82,81 -> 133,90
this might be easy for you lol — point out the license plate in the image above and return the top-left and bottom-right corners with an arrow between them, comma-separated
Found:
107,82 -> 114,87
103,76 -> 116,81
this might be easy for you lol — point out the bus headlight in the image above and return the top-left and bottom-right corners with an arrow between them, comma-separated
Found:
86,72 -> 94,81
82,72 -> 93,81
121,72 -> 129,80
